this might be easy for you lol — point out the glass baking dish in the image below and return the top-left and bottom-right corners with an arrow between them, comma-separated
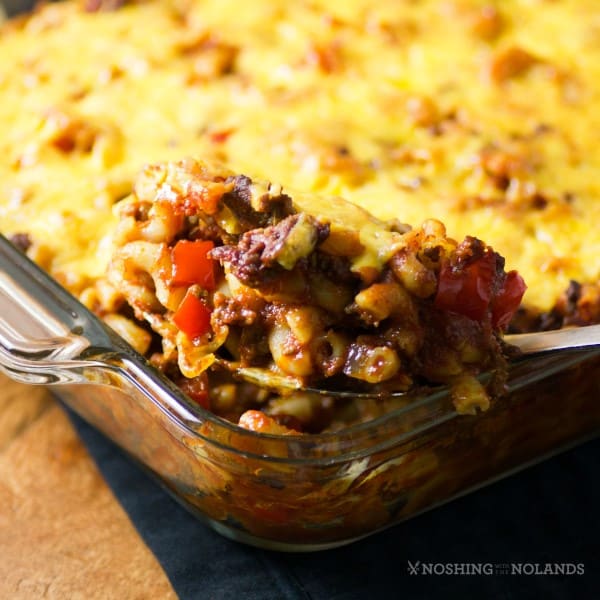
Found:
1,232 -> 599,551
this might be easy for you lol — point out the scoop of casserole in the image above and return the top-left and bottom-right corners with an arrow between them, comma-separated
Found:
103,158 -> 525,432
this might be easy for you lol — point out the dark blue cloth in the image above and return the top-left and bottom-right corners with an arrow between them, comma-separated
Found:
68,409 -> 599,599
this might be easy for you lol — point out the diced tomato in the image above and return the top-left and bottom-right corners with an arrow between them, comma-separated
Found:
491,270 -> 527,329
173,291 -> 212,339
434,251 -> 497,322
434,250 -> 526,329
171,240 -> 215,289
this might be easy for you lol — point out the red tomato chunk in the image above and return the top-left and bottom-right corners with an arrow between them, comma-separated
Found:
435,248 -> 526,328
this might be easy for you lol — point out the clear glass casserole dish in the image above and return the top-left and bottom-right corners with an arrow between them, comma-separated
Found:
1,232 -> 599,551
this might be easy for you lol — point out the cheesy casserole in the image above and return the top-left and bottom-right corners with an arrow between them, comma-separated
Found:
0,0 -> 598,431
101,157 -> 524,430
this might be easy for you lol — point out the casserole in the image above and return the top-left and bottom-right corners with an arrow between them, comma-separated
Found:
1,0 -> 599,550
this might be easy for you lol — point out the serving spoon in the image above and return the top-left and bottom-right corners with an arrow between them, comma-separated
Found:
504,326 -> 600,355
0,233 -> 598,399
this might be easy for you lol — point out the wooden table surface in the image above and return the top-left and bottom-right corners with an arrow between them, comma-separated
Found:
0,373 -> 177,599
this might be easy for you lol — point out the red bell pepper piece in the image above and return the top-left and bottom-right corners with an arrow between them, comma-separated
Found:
171,240 -> 216,289
173,291 -> 212,339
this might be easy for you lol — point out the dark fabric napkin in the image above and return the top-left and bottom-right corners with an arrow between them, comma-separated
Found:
68,408 -> 599,600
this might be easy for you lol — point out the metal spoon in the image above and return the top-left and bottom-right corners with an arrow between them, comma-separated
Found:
505,326 -> 600,355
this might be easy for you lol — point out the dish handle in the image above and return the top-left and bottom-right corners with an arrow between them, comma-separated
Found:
0,236 -> 109,384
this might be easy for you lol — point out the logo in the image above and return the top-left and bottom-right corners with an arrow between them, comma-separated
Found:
406,561 -> 585,576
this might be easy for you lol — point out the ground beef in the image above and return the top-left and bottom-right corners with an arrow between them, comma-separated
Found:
453,236 -> 504,271
211,292 -> 264,327
210,214 -> 329,287
222,174 -> 294,229
309,251 -> 357,285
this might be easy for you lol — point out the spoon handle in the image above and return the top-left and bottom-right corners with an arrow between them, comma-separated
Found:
505,324 -> 600,355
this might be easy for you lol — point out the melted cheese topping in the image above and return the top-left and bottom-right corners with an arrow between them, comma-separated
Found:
292,190 -> 405,274
0,0 -> 599,309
